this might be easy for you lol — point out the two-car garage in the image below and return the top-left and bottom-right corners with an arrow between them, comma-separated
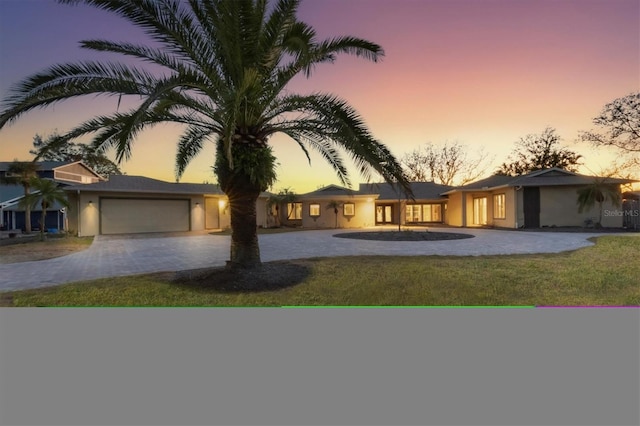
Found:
65,175 -> 269,237
100,198 -> 190,235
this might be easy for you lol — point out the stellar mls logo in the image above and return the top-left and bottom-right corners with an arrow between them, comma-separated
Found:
603,209 -> 640,217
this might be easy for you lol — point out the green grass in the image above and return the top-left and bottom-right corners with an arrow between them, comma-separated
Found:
1,236 -> 639,307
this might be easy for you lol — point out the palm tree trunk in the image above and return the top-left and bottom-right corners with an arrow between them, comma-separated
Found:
598,201 -> 603,227
215,139 -> 275,269
24,186 -> 32,233
228,190 -> 261,268
40,208 -> 46,241
218,156 -> 263,268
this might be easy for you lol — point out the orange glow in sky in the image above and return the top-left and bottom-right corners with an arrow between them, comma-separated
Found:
1,0 -> 638,192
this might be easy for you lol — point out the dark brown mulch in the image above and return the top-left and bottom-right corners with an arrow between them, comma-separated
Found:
172,260 -> 312,293
333,231 -> 475,241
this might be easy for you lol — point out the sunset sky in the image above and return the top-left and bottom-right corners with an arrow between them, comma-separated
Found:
1,0 -> 638,193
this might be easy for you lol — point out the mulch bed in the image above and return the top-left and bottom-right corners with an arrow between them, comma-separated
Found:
172,260 -> 312,292
333,231 -> 475,241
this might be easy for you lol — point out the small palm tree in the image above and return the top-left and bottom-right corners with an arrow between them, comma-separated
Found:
326,200 -> 341,229
21,177 -> 70,241
577,177 -> 621,228
1,161 -> 39,233
0,0 -> 412,268
267,187 -> 297,227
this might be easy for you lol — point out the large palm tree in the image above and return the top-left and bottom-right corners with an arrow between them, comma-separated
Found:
0,0 -> 411,268
1,161 -> 40,233
21,177 -> 70,241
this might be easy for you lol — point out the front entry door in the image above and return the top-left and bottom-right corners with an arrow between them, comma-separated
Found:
376,205 -> 393,224
523,187 -> 540,228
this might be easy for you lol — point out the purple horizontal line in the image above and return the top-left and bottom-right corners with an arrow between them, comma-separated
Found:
536,306 -> 640,309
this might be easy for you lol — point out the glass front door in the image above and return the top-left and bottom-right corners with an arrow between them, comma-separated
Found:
473,197 -> 487,225
376,205 -> 394,224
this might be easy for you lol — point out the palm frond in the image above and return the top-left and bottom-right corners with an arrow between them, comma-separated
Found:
175,125 -> 217,179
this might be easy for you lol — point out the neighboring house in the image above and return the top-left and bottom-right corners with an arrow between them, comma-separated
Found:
0,161 -> 104,231
442,168 -> 637,229
64,175 -> 271,236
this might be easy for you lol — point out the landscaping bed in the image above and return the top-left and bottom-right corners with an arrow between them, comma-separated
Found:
334,230 -> 474,241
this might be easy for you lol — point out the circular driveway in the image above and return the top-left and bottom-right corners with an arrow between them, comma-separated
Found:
0,228 -> 630,291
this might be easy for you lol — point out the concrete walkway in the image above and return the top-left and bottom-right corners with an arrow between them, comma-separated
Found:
0,228 -> 633,291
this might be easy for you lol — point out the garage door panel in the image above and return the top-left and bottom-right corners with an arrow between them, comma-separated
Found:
101,199 -> 190,234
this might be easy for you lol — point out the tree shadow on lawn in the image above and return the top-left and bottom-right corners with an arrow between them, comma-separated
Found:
171,260 -> 312,293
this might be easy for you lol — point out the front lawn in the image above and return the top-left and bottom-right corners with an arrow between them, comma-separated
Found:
1,236 -> 638,307
0,236 -> 94,264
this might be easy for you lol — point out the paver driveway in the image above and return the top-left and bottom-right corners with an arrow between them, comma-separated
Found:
0,228 -> 624,291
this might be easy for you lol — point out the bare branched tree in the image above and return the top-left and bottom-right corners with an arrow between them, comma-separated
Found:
581,92 -> 640,153
401,141 -> 492,186
580,92 -> 640,175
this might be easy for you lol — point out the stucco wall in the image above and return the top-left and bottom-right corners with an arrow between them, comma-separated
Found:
491,188 -> 517,229
515,188 -> 525,228
540,185 -> 623,227
65,192 -> 80,235
255,198 -> 268,229
301,198 -> 375,228
445,192 -> 464,226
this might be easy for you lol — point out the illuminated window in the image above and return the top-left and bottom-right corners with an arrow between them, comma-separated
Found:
287,202 -> 302,220
473,197 -> 488,225
343,203 -> 355,216
493,194 -> 506,219
405,204 -> 442,222
309,203 -> 320,217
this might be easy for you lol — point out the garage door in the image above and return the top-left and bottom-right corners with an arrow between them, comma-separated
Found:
100,198 -> 190,235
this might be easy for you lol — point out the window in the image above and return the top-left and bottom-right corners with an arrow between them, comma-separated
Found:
473,197 -> 487,225
343,203 -> 355,216
309,203 -> 321,217
377,205 -> 393,223
493,194 -> 506,219
287,202 -> 302,220
405,204 -> 443,223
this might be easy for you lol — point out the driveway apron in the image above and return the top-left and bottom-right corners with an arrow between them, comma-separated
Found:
0,228 -> 626,291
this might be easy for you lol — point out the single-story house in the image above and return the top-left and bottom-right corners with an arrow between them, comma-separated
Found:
13,165 -> 633,236
275,168 -> 636,230
277,181 -> 454,229
64,175 -> 272,236
442,168 -> 637,228
1,161 -> 104,231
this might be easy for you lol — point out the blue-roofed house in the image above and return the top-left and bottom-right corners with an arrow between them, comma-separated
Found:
0,161 -> 104,232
